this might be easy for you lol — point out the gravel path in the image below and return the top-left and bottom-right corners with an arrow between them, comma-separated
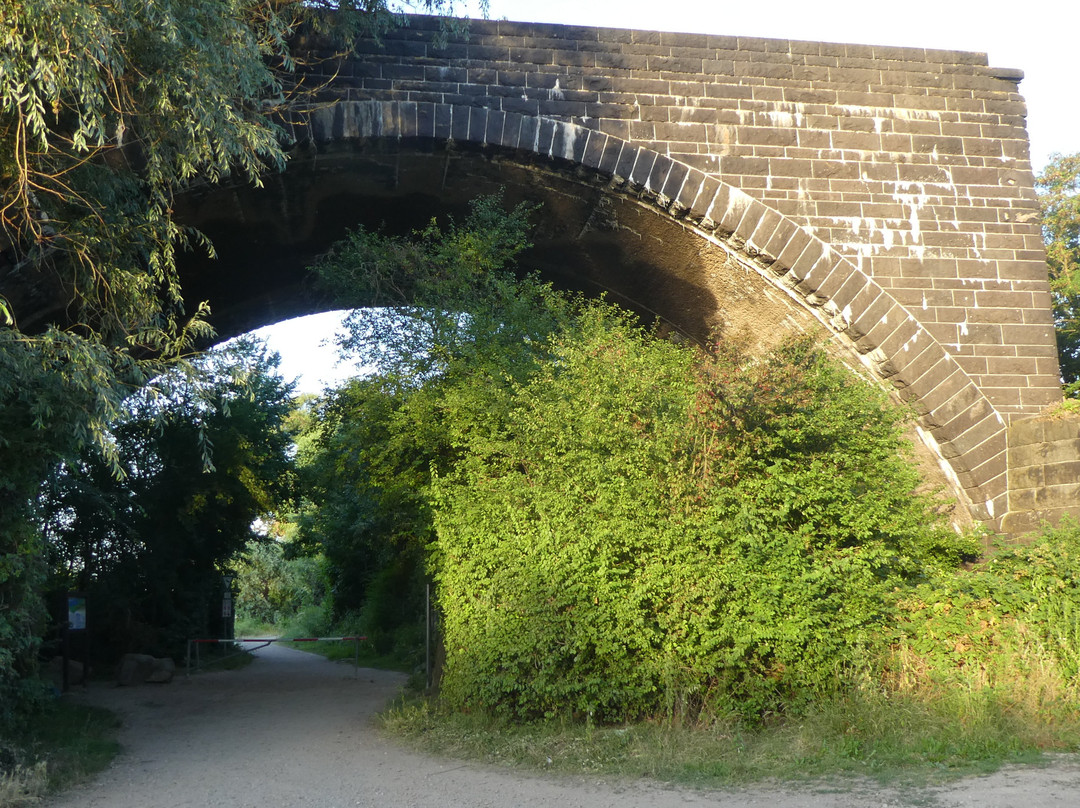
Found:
44,643 -> 1080,808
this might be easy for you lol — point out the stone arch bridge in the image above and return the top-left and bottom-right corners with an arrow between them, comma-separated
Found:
10,17 -> 1080,532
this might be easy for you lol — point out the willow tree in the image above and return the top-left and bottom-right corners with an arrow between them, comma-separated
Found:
0,0 -> 464,720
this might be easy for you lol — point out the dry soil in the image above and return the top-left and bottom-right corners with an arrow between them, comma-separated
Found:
44,643 -> 1080,808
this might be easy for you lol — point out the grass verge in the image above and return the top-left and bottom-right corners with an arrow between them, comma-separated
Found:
1,701 -> 121,807
279,637 -> 416,674
379,686 -> 1074,788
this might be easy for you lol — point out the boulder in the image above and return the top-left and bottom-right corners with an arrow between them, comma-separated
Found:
145,657 -> 175,684
117,653 -> 174,685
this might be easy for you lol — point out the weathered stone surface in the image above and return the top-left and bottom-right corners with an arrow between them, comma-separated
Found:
1002,413 -> 1080,534
118,654 -> 175,686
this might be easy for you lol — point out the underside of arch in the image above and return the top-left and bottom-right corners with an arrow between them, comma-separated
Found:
173,101 -> 1009,526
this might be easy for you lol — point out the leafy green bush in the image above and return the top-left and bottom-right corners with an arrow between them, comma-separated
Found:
891,517 -> 1080,724
311,194 -> 982,725
234,538 -> 322,628
431,308 -> 970,722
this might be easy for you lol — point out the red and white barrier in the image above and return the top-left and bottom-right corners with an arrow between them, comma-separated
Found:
185,635 -> 369,676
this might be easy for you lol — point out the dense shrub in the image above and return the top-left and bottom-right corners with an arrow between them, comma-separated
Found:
311,195 -> 983,725
431,308 -> 973,722
891,517 -> 1080,715
234,538 -> 323,627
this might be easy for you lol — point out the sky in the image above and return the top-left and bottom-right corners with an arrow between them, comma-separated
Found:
253,0 -> 1079,394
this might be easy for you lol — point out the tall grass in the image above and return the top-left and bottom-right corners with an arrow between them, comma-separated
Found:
1,702 -> 120,807
380,683 -> 1063,786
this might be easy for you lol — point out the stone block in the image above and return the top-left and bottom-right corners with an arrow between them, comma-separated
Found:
117,654 -> 175,686
660,161 -> 691,202
843,286 -> 890,342
646,156 -> 675,196
1041,417 -> 1080,444
628,148 -> 658,188
687,176 -> 724,224
535,116 -> 556,155
608,141 -> 636,180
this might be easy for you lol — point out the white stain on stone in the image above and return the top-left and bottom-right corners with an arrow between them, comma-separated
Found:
562,127 -> 579,162
839,105 -> 942,124
891,182 -> 930,244
765,110 -> 804,128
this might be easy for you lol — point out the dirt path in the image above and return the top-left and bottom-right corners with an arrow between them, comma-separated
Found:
45,644 -> 1080,808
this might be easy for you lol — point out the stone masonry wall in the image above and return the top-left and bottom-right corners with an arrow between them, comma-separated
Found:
282,16 -> 1072,530
1004,415 -> 1080,534
302,15 -> 1060,422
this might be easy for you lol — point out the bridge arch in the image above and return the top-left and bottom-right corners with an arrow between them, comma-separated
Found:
175,100 -> 1007,525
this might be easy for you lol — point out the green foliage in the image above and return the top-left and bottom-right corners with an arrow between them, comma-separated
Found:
309,194 -> 971,723
297,194 -> 552,648
234,536 -> 322,627
0,0 -> 468,723
0,329 -> 152,726
432,313 -> 967,722
383,688 -> 1051,785
1036,152 -> 1080,394
293,375 -> 436,618
0,702 -> 120,803
892,517 -> 1080,710
315,193 -> 565,382
40,339 -> 297,660
0,0 -> 467,344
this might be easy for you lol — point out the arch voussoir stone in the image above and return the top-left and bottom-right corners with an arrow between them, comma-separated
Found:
286,99 -> 1015,521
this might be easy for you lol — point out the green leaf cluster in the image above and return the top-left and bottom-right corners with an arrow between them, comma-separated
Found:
432,317 -> 967,722
295,196 -> 556,647
1,0 -> 466,344
0,0 -> 464,723
39,339 -> 297,661
1,328 -> 149,724
893,517 -> 1080,701
233,536 -> 323,628
1036,152 -> 1080,394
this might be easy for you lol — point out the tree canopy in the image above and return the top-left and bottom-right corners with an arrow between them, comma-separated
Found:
42,339 -> 297,660
0,0 -> 465,724
1036,152 -> 1080,394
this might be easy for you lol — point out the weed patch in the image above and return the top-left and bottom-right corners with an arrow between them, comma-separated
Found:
380,689 -> 1060,787
0,701 -> 120,806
